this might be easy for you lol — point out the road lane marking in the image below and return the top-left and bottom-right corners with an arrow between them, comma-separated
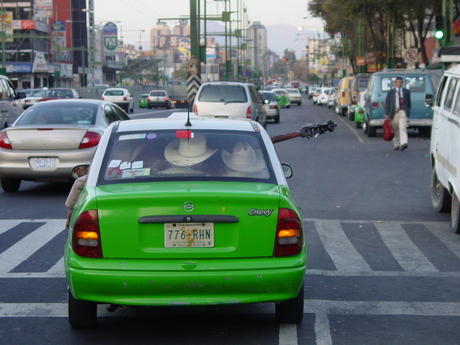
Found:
2,300 -> 460,318
0,220 -> 64,275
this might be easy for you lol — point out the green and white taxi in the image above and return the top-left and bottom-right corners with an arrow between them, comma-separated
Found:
64,115 -> 307,328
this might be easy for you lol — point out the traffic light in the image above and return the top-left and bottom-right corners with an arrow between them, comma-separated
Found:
435,15 -> 444,39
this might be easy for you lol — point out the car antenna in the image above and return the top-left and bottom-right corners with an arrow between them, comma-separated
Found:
185,102 -> 192,127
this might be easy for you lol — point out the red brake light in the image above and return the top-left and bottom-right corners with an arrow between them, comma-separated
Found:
0,132 -> 12,149
274,208 -> 303,256
72,210 -> 102,258
123,96 -> 127,101
193,104 -> 198,114
79,132 -> 101,149
246,106 -> 252,119
371,102 -> 379,109
101,96 -> 105,101
165,97 -> 169,101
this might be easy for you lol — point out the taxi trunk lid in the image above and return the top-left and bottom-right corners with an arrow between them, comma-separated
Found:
95,181 -> 282,259
6,126 -> 90,150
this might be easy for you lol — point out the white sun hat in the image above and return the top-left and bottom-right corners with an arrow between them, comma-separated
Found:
164,134 -> 217,166
222,141 -> 266,172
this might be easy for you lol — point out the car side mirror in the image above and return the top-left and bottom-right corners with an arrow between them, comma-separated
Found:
425,94 -> 433,108
281,164 -> 293,179
17,91 -> 26,99
72,164 -> 90,179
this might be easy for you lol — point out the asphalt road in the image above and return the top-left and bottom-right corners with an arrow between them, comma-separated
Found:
0,94 -> 459,345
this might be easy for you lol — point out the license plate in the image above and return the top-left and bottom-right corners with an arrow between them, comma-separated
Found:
164,222 -> 214,248
30,157 -> 56,170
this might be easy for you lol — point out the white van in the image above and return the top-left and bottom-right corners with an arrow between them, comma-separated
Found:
427,64 -> 460,233
193,81 -> 267,127
0,75 -> 24,127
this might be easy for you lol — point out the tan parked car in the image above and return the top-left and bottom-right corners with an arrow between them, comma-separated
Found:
0,99 -> 130,192
335,76 -> 353,116
347,73 -> 371,120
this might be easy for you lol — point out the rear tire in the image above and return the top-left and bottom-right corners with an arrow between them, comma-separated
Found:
452,192 -> 460,234
431,167 -> 451,213
367,125 -> 377,137
275,284 -> 304,324
1,178 -> 21,192
68,290 -> 97,328
355,121 -> 362,129
419,127 -> 431,138
274,114 -> 280,123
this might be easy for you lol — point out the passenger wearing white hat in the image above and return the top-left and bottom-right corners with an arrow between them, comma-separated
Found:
222,141 -> 267,174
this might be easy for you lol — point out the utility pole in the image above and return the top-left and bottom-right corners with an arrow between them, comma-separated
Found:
187,0 -> 201,107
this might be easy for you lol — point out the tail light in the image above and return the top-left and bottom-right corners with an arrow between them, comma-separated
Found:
123,96 -> 127,101
358,108 -> 364,114
371,102 -> 379,109
101,96 -> 105,101
193,103 -> 198,114
274,208 -> 303,256
79,132 -> 101,149
342,92 -> 346,97
0,132 -> 12,149
246,106 -> 252,119
72,210 -> 102,258
165,97 -> 169,101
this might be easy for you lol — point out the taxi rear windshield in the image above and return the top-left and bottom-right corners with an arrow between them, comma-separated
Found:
99,130 -> 275,185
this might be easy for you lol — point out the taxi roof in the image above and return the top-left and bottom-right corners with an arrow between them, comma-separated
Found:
116,115 -> 260,133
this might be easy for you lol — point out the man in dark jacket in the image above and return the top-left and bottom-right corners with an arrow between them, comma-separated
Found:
384,77 -> 411,151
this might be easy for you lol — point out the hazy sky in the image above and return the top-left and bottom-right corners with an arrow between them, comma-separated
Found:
93,0 -> 325,51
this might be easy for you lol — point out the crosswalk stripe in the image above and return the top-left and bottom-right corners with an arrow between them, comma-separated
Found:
0,220 -> 65,275
314,219 -> 372,273
425,222 -> 460,257
375,222 -> 438,273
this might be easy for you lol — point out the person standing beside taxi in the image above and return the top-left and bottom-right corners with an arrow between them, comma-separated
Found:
65,165 -> 89,228
384,77 -> 411,151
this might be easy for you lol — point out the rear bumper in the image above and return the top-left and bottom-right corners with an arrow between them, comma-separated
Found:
65,247 -> 307,306
369,118 -> 432,127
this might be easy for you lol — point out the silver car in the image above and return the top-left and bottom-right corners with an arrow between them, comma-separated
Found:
0,99 -> 130,192
259,90 -> 280,123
